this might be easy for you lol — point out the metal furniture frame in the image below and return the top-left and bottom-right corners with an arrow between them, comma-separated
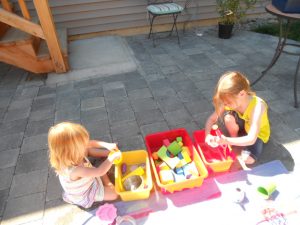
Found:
251,4 -> 300,108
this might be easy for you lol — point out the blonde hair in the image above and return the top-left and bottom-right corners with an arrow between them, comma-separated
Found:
48,122 -> 89,172
213,71 -> 255,115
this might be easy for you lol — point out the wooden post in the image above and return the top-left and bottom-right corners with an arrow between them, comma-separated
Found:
1,0 -> 12,12
33,0 -> 68,73
18,0 -> 31,20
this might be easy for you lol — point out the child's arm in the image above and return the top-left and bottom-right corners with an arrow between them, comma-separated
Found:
71,151 -> 121,179
87,140 -> 118,158
220,101 -> 266,146
205,111 -> 219,136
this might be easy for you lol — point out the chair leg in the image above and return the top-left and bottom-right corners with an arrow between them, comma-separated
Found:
173,14 -> 180,45
148,14 -> 156,47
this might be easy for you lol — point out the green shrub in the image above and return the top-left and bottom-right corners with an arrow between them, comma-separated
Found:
252,22 -> 300,42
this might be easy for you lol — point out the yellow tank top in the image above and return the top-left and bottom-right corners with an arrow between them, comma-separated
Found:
229,96 -> 270,143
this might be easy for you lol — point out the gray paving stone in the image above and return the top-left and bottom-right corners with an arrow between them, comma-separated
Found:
194,79 -> 217,91
136,109 -> 165,126
46,170 -> 62,202
156,96 -> 184,113
281,110 -> 300,130
124,78 -> 148,91
0,133 -> 23,152
56,95 -> 80,110
79,86 -> 104,100
9,169 -> 48,198
106,97 -> 131,111
111,121 -> 140,140
25,119 -> 53,137
131,97 -> 158,112
81,107 -> 108,123
140,121 -> 169,137
2,192 -> 45,225
37,86 -> 56,97
169,121 -> 200,137
31,96 -> 55,112
82,120 -> 110,138
0,189 -> 9,217
160,65 -> 181,75
164,108 -> 193,126
151,86 -> 177,98
170,79 -> 198,91
0,119 -> 27,137
128,88 -> 152,100
108,107 -> 135,124
8,98 -> 32,110
28,108 -> 54,122
177,89 -> 204,103
104,88 -> 127,100
81,97 -> 105,111
269,99 -> 298,114
0,149 -> 19,169
55,108 -> 80,122
21,133 -> 48,154
115,135 -> 145,151
13,86 -> 39,100
0,98 -> 11,109
3,107 -> 30,122
184,99 -> 213,116
43,198 -> 81,225
15,150 -> 48,174
0,167 -> 14,191
192,111 -> 213,129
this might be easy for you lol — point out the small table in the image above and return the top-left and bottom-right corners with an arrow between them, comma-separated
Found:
251,4 -> 300,108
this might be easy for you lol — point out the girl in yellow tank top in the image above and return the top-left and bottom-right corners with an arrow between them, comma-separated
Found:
205,71 -> 270,166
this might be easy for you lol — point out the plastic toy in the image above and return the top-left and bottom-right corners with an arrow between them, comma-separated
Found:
163,139 -> 170,146
96,203 -> 117,225
167,141 -> 182,155
152,152 -> 159,160
109,148 -> 122,164
182,161 -> 199,178
159,169 -> 174,184
121,163 -> 127,174
176,137 -> 182,142
121,166 -> 145,182
123,175 -> 143,191
157,145 -> 180,169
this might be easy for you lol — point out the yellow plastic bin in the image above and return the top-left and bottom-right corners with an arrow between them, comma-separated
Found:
145,128 -> 208,194
115,150 -> 153,201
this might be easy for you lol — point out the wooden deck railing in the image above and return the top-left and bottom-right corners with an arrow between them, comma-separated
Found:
0,0 -> 68,73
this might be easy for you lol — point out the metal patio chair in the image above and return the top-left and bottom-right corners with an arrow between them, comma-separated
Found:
147,0 -> 187,46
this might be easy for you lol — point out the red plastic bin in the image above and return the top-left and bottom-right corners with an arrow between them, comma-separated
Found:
145,128 -> 208,194
193,129 -> 235,172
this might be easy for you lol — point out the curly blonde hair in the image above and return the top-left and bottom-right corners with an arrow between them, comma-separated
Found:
48,122 -> 89,172
213,71 -> 255,115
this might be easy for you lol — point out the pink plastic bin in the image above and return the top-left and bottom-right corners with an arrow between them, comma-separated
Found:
193,129 -> 235,173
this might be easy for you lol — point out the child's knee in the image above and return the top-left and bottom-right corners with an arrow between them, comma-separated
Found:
224,114 -> 239,135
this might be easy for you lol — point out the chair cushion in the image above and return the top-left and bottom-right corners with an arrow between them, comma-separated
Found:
147,3 -> 183,15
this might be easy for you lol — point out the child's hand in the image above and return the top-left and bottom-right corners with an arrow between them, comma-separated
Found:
104,142 -> 118,151
108,150 -> 121,163
205,134 -> 219,147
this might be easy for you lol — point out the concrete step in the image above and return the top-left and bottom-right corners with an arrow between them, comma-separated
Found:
37,28 -> 69,60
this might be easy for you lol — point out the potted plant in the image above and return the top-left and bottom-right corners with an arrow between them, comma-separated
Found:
216,0 -> 257,39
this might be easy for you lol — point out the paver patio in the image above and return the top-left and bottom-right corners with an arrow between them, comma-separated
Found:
0,27 -> 299,224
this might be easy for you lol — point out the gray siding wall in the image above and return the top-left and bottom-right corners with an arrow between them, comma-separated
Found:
12,0 -> 269,36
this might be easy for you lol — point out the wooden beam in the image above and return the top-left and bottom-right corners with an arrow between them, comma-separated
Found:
1,0 -> 12,12
33,0 -> 68,73
18,0 -> 31,20
0,9 -> 44,39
